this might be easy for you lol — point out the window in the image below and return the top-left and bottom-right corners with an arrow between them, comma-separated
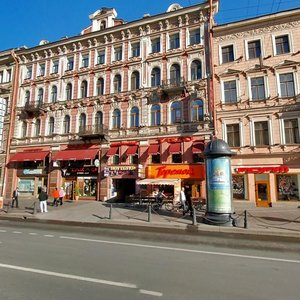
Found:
66,83 -> 72,100
279,73 -> 295,97
172,154 -> 182,163
169,33 -> 180,49
248,40 -> 261,59
191,60 -> 202,80
254,121 -> 269,146
25,66 -> 32,79
284,119 -> 299,144
48,117 -> 55,135
131,71 -> 140,90
114,46 -> 122,61
275,35 -> 290,55
193,154 -> 204,163
113,74 -> 122,93
35,119 -> 41,137
39,64 -> 45,76
131,43 -> 140,57
80,80 -> 88,98
113,154 -> 120,165
130,107 -> 139,128
37,88 -> 44,105
189,29 -> 200,45
277,174 -> 299,201
95,111 -> 103,130
67,57 -> 74,71
226,124 -> 240,147
151,37 -> 160,53
224,80 -> 237,103
151,105 -> 161,126
100,21 -> 106,30
24,90 -> 30,105
6,69 -> 11,82
251,77 -> 266,100
171,102 -> 181,124
63,115 -> 70,134
21,121 -> 27,138
130,154 -> 139,165
51,85 -> 57,102
81,54 -> 89,68
151,154 -> 161,164
112,109 -> 121,129
191,100 -> 203,122
52,61 -> 59,74
97,50 -> 105,65
151,68 -> 161,87
221,45 -> 234,63
170,64 -> 181,85
96,78 -> 104,95
79,113 -> 86,131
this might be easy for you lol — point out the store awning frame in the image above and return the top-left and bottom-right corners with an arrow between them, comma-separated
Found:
9,151 -> 49,162
136,178 -> 180,186
168,143 -> 181,154
126,145 -> 138,156
52,148 -> 99,161
106,146 -> 119,156
148,144 -> 160,155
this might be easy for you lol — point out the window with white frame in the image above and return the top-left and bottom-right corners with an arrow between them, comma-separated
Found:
52,60 -> 59,74
221,45 -> 234,64
21,121 -> 27,138
151,105 -> 161,126
275,35 -> 290,55
37,88 -> 44,105
223,80 -> 237,103
191,100 -> 203,122
24,90 -> 30,105
0,98 -> 6,149
130,107 -> 139,128
151,37 -> 160,53
170,64 -> 181,85
279,73 -> 295,97
51,85 -> 58,102
96,77 -> 104,95
80,80 -> 88,98
247,40 -> 261,59
114,46 -> 122,61
95,111 -> 103,130
48,117 -> 55,135
131,42 -> 140,57
131,71 -> 140,90
112,109 -> 121,129
39,63 -> 45,76
171,101 -> 182,124
66,83 -> 72,100
169,33 -> 180,50
284,119 -> 299,144
254,121 -> 269,146
250,76 -> 266,100
81,54 -> 89,68
226,124 -> 240,147
25,66 -> 32,79
35,119 -> 41,137
97,50 -> 105,65
189,28 -> 200,45
113,74 -> 122,93
79,113 -> 87,131
67,57 -> 74,71
63,115 -> 71,134
191,60 -> 202,80
151,68 -> 161,87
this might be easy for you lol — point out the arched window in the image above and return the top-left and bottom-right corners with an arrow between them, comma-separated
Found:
80,80 -> 88,98
151,67 -> 161,87
37,88 -> 44,105
66,83 -> 72,100
51,85 -> 57,102
171,101 -> 182,124
35,119 -> 41,136
191,100 -> 204,122
112,109 -> 121,129
63,115 -> 70,134
79,113 -> 87,130
21,121 -> 27,138
95,111 -> 103,130
130,107 -> 139,128
96,78 -> 104,95
24,90 -> 30,105
170,64 -> 181,85
131,71 -> 140,90
191,60 -> 202,80
48,117 -> 55,135
151,105 -> 161,126
113,74 -> 122,93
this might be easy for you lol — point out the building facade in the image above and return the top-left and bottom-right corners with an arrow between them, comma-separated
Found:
213,8 -> 300,206
5,2 -> 219,202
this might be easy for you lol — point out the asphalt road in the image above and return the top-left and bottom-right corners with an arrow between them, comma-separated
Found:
0,220 -> 299,300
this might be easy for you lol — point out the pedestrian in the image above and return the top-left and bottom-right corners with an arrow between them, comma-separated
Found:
156,190 -> 166,206
11,187 -> 19,208
180,187 -> 187,216
59,186 -> 65,205
38,187 -> 48,213
185,185 -> 193,216
52,187 -> 59,207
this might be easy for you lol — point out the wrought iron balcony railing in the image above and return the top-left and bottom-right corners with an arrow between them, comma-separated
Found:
78,124 -> 108,139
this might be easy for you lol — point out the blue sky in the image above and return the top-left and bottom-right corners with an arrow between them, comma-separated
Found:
0,0 -> 299,51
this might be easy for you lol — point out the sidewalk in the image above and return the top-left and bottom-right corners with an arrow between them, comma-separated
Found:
1,198 -> 300,239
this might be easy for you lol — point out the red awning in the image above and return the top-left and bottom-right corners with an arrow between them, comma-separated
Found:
148,144 -> 160,155
126,145 -> 138,156
106,147 -> 119,156
52,148 -> 98,161
192,142 -> 205,153
9,151 -> 49,162
168,143 -> 181,154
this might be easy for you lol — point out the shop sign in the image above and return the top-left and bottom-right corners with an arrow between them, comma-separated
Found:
147,164 -> 205,179
19,169 -> 44,176
62,166 -> 98,177
236,166 -> 289,174
104,166 -> 137,177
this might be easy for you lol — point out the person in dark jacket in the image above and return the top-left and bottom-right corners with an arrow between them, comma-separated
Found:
38,187 -> 48,213
11,187 -> 19,208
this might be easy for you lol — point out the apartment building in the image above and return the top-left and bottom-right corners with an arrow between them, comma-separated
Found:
213,8 -> 300,206
6,2 -> 219,202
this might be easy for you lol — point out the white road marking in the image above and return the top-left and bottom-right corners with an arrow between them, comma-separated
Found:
29,233 -> 38,235
60,235 -> 300,264
139,289 -> 163,297
12,231 -> 22,234
43,235 -> 54,238
0,230 -> 7,232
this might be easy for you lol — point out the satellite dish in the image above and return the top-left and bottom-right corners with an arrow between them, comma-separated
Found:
94,159 -> 100,167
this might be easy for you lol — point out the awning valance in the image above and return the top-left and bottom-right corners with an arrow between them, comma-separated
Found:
9,151 -> 49,162
126,145 -> 138,156
148,144 -> 160,155
106,146 -> 119,156
168,143 -> 181,154
52,148 -> 98,161
136,178 -> 180,186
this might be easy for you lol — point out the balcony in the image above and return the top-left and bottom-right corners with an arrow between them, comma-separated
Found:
78,125 -> 109,139
161,77 -> 186,93
23,101 -> 44,113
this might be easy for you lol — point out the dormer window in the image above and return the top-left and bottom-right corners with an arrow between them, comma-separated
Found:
100,21 -> 106,30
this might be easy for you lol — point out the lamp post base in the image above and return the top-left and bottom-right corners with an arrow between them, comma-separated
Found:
204,212 -> 233,227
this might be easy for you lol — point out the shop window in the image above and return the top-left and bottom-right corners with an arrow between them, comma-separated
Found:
151,154 -> 161,164
112,155 -> 120,164
79,178 -> 97,197
130,155 -> 139,164
172,153 -> 182,163
232,175 -> 245,200
277,174 -> 299,201
193,154 -> 204,163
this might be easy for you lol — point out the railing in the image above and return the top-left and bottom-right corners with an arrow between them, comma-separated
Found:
161,77 -> 186,91
23,101 -> 44,112
78,125 -> 108,138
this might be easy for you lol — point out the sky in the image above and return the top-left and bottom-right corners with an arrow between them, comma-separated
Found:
0,0 -> 299,51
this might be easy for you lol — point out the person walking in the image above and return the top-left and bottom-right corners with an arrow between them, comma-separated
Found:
185,185 -> 193,216
58,186 -> 65,205
180,187 -> 187,216
38,187 -> 48,213
11,187 -> 19,208
52,187 -> 59,207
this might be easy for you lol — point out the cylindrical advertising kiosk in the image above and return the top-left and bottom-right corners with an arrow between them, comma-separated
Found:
204,139 -> 235,226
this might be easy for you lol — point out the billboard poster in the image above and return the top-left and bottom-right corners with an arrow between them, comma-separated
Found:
206,157 -> 232,213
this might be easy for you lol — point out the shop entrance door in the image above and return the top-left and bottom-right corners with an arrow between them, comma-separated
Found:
65,180 -> 76,201
255,181 -> 271,207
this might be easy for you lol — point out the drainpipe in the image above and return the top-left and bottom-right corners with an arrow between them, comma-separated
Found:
2,50 -> 19,198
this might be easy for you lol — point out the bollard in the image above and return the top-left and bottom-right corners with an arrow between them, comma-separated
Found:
244,210 -> 248,229
33,202 -> 37,215
109,204 -> 112,219
148,204 -> 152,222
192,207 -> 197,225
